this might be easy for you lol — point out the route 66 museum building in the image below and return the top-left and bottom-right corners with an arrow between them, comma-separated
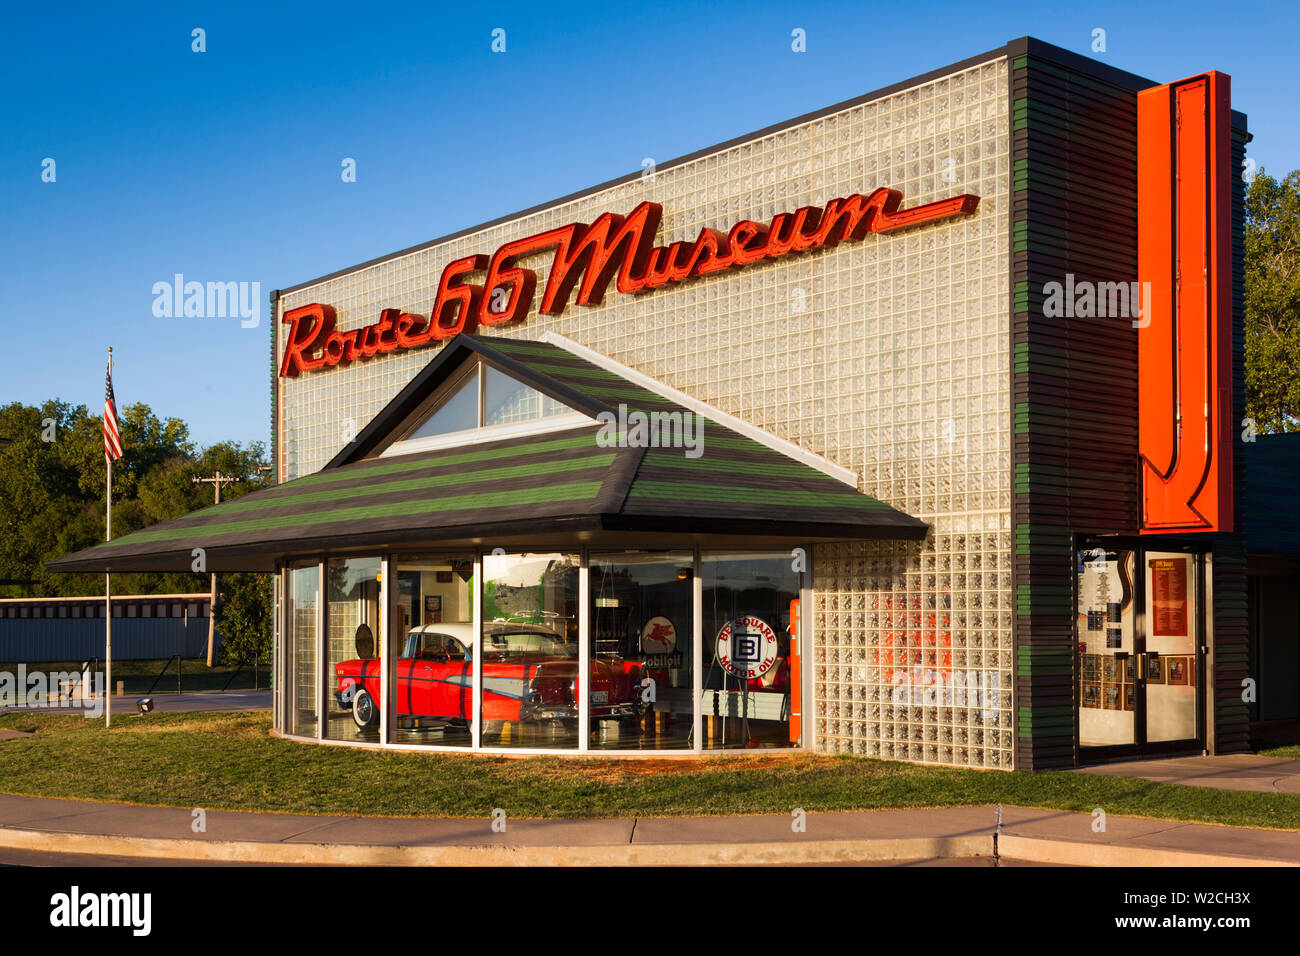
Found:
52,37 -> 1300,771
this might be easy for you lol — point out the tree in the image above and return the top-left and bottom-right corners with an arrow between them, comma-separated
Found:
216,571 -> 272,667
0,398 -> 269,599
1244,169 -> 1300,433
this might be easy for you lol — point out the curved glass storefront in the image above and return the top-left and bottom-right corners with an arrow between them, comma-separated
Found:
278,547 -> 805,752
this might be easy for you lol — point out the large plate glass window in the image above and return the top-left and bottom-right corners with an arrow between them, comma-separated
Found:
701,553 -> 799,749
286,562 -> 319,737
383,554 -> 476,747
588,551 -> 694,750
324,557 -> 383,741
480,552 -> 580,748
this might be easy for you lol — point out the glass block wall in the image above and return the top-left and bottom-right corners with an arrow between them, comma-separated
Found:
276,57 -> 1012,768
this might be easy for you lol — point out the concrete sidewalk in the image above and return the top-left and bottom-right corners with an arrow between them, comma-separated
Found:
1074,754 -> 1300,793
0,793 -> 1297,866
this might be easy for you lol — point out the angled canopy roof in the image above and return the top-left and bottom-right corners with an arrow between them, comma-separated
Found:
48,335 -> 926,574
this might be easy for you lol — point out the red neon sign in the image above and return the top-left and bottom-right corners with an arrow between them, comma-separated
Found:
280,187 -> 979,377
1137,72 -> 1233,533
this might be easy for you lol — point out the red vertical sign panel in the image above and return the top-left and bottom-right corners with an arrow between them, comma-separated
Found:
1137,72 -> 1233,533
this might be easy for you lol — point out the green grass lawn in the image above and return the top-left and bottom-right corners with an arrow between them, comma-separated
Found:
2,710 -> 1300,828
0,658 -> 266,695
1252,740 -> 1300,760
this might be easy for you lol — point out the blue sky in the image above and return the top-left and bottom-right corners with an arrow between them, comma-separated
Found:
2,0 -> 1296,451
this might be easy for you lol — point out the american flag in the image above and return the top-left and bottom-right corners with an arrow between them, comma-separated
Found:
104,352 -> 122,462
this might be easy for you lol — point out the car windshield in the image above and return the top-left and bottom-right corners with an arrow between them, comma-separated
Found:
404,628 -> 573,661
409,632 -> 470,661
482,630 -> 573,658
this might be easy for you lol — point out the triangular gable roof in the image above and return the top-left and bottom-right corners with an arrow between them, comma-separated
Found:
329,334 -> 608,468
48,335 -> 926,574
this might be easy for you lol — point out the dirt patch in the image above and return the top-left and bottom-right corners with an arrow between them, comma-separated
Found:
0,729 -> 35,741
529,753 -> 813,785
593,755 -> 800,776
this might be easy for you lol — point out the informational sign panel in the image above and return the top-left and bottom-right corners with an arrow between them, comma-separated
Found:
1150,558 -> 1189,637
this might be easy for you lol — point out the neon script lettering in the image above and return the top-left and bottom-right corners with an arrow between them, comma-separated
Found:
280,188 -> 979,377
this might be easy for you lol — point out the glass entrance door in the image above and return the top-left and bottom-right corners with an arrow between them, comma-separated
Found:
1076,541 -> 1203,758
1142,551 -> 1199,744
1076,546 -> 1139,748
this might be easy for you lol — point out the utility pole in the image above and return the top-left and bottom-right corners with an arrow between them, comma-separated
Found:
192,471 -> 240,667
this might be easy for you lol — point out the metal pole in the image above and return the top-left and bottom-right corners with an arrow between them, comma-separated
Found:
209,475 -> 220,668
105,453 -> 112,729
208,571 -> 217,666
193,471 -> 240,667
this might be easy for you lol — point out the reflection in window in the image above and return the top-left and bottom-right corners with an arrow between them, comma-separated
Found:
480,553 -> 580,748
406,371 -> 479,440
701,554 -> 799,749
386,555 -> 476,747
589,552 -> 694,750
484,365 -> 570,426
325,557 -> 382,741
288,564 -> 319,737
395,362 -> 578,451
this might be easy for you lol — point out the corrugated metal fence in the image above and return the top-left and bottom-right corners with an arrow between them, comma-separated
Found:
0,594 -> 218,662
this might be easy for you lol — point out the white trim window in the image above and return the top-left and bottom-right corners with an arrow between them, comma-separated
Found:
379,360 -> 593,457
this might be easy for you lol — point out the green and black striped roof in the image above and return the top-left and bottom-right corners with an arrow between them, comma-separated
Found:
48,335 -> 925,573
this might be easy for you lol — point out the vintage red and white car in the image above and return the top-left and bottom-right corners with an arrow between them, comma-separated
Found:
334,621 -> 642,731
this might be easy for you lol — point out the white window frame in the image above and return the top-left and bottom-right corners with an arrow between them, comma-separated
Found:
379,360 -> 592,458
281,546 -> 808,756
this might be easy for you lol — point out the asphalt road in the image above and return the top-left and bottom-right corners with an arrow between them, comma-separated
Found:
0,848 -> 263,867
1,689 -> 271,716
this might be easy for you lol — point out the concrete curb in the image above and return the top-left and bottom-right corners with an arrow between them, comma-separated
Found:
0,826 -> 991,865
998,834 -> 1300,868
3,824 -> 1297,866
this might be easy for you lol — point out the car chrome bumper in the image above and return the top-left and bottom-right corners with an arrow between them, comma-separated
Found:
518,699 -> 638,721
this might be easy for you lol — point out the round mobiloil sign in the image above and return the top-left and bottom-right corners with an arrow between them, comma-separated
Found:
716,616 -> 779,679
640,616 -> 677,654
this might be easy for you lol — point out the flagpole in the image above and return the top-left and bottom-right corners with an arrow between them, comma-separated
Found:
105,347 -> 113,729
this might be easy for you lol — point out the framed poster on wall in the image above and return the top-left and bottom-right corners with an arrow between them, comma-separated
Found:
1082,683 -> 1100,709
424,595 -> 442,625
1150,558 -> 1189,637
1146,656 -> 1165,683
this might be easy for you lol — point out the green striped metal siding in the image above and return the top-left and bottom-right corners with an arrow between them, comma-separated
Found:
1011,53 -> 1141,769
1210,123 -> 1252,756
